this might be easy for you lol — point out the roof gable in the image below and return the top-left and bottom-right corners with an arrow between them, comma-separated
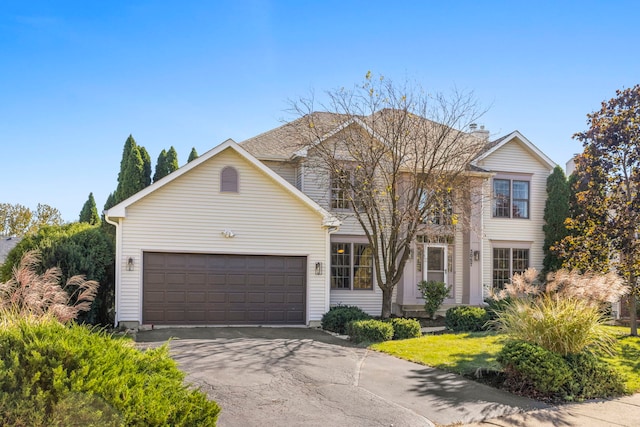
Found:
105,139 -> 339,227
472,131 -> 556,170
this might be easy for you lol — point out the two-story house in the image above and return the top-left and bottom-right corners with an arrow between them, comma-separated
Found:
105,112 -> 555,328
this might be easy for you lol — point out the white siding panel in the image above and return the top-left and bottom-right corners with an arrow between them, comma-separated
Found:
118,148 -> 329,325
476,139 -> 552,292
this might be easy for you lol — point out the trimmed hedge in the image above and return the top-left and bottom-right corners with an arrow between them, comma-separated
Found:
445,306 -> 489,332
385,318 -> 422,340
346,319 -> 393,343
0,315 -> 220,426
564,352 -> 626,400
498,340 -> 572,395
497,340 -> 627,400
321,305 -> 371,334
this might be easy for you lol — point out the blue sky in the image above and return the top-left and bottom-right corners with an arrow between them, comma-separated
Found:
1,1 -> 638,221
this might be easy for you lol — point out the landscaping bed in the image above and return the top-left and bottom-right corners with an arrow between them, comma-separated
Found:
371,326 -> 640,402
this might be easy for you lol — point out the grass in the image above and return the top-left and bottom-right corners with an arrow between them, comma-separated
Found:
371,328 -> 640,392
371,331 -> 504,375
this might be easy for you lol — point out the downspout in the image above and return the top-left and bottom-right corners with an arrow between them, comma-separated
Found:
324,225 -> 340,321
104,213 -> 121,328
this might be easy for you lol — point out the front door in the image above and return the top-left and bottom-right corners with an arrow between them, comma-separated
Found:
424,244 -> 455,299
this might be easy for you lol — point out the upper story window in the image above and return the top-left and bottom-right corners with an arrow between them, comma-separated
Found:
493,178 -> 529,219
420,191 -> 454,225
330,169 -> 351,210
220,166 -> 239,193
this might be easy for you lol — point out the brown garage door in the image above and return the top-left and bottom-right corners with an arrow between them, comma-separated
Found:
143,252 -> 306,325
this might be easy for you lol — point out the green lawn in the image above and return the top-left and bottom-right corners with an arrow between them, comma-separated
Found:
371,328 -> 640,392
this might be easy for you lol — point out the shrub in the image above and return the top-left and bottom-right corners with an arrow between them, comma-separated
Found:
0,314 -> 220,426
445,306 -> 489,332
417,280 -> 450,319
0,223 -> 115,325
498,340 -> 572,396
564,352 -> 626,400
346,319 -> 393,343
321,305 -> 371,334
493,294 -> 616,356
385,318 -> 422,340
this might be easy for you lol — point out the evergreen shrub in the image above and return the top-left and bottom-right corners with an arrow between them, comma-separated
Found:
321,305 -> 371,334
346,319 -> 393,343
385,318 -> 422,340
445,306 -> 489,332
0,315 -> 220,426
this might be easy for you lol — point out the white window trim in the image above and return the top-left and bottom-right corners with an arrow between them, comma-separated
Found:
330,237 -> 375,291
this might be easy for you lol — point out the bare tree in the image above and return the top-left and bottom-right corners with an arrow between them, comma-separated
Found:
290,72 -> 487,317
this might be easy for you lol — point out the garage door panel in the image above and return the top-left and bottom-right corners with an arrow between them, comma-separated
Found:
207,292 -> 226,303
143,253 -> 306,325
187,291 -> 206,302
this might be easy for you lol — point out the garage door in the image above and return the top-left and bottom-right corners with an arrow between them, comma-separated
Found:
143,252 -> 306,325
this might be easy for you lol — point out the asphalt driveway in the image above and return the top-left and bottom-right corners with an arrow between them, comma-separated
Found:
136,327 -> 547,426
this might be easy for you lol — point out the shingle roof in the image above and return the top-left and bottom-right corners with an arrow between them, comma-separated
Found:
240,112 -> 348,160
240,109 -> 499,168
0,236 -> 21,265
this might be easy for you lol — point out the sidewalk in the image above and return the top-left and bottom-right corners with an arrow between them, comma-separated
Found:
461,393 -> 640,427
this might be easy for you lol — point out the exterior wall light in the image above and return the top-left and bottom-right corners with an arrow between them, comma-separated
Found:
127,257 -> 134,271
315,262 -> 323,275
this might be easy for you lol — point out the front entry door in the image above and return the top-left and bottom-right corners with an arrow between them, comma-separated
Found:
424,244 -> 454,299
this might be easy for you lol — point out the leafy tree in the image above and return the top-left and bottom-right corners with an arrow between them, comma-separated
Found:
0,203 -> 63,236
188,147 -> 199,162
542,166 -> 570,276
564,85 -> 640,336
115,135 -> 147,204
291,72 -> 485,318
5,204 -> 32,236
166,146 -> 179,173
1,223 -> 115,325
79,193 -> 101,225
558,161 -> 611,273
153,149 -> 168,182
34,203 -> 63,229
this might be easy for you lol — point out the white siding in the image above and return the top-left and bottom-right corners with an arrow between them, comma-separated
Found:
117,148 -> 329,325
475,138 -> 552,293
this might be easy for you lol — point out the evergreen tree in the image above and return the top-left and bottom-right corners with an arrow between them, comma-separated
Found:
166,146 -> 179,173
115,135 -> 146,203
542,166 -> 570,276
188,147 -> 199,162
153,149 -> 168,183
79,193 -> 101,225
139,146 -> 152,188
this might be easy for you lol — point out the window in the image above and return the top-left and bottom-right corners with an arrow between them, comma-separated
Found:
330,170 -> 351,209
220,166 -> 238,192
421,192 -> 454,225
493,179 -> 529,218
331,243 -> 373,290
492,247 -> 529,288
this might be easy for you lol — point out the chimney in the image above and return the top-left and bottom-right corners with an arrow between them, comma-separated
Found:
470,124 -> 489,141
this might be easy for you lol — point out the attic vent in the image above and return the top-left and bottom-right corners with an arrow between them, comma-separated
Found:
220,166 -> 239,192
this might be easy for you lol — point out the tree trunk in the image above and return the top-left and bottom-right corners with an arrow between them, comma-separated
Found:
381,286 -> 393,319
630,292 -> 638,337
